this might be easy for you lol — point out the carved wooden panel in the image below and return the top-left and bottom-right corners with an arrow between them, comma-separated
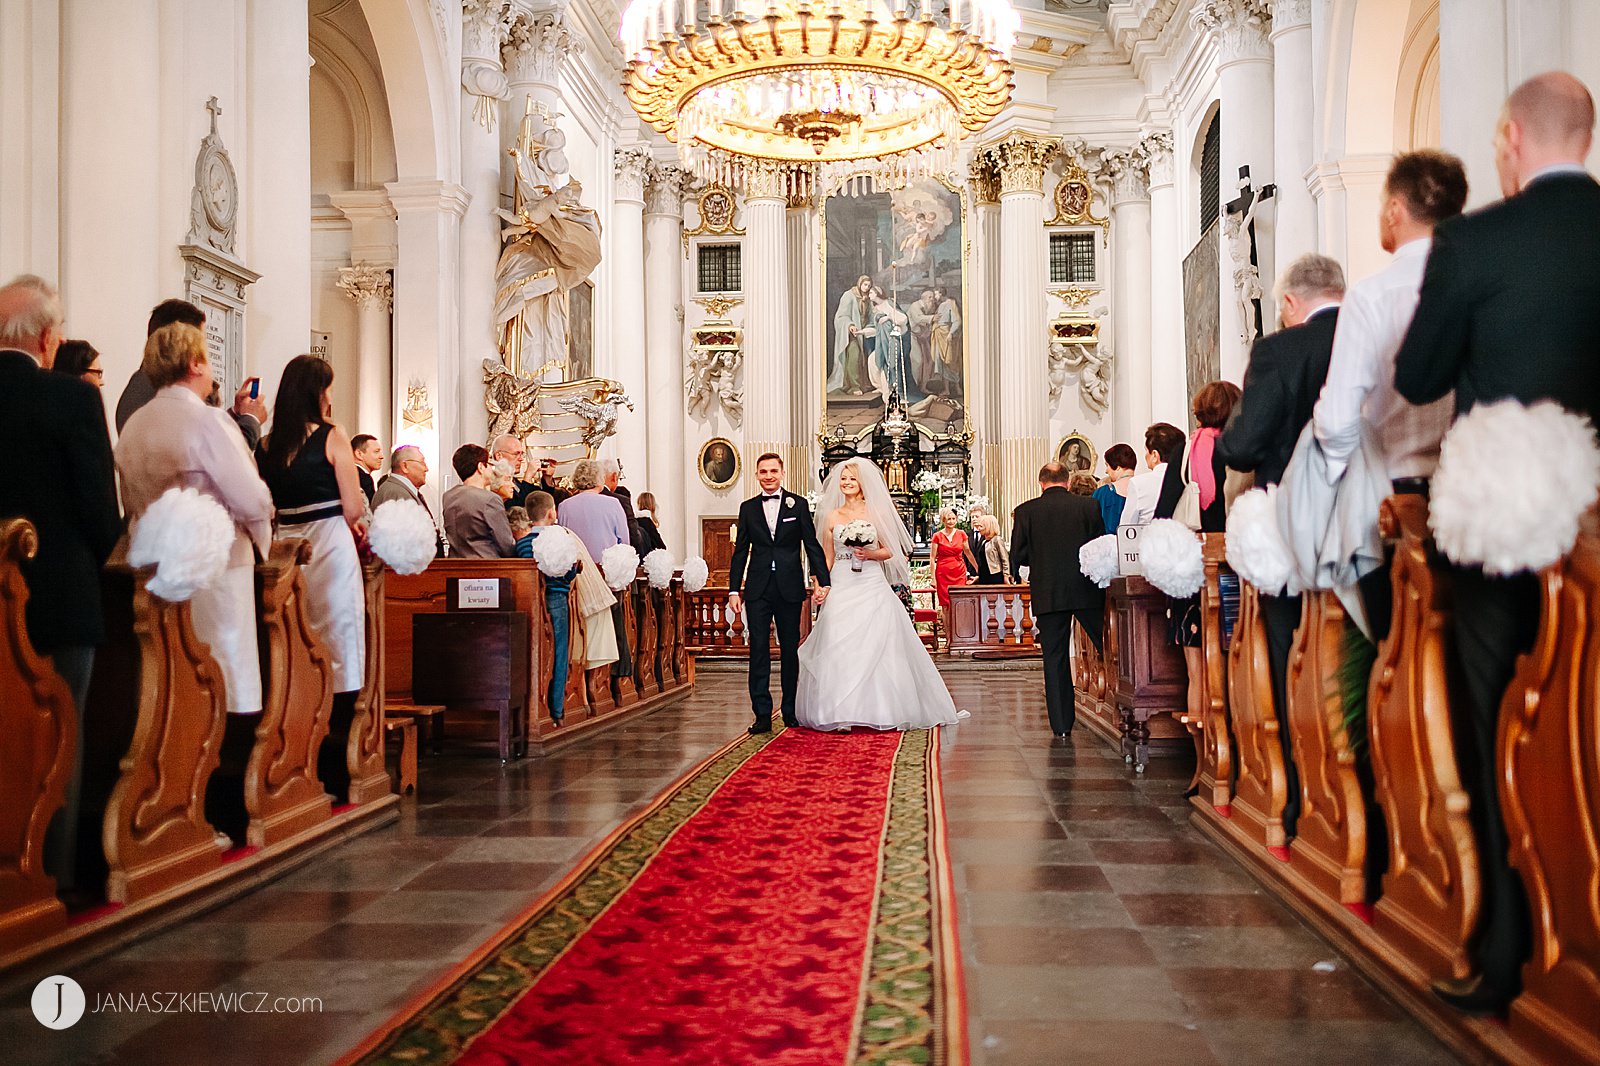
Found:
1500,507 -> 1600,1066
636,586 -> 661,698
670,582 -> 690,684
1226,583 -> 1290,849
700,516 -> 738,586
946,585 -> 1039,656
1285,592 -> 1369,907
248,541 -> 334,847
346,559 -> 390,807
1196,534 -> 1234,812
1071,618 -> 1116,740
563,593 -> 588,719
96,556 -> 230,904
0,520 -> 73,951
1368,496 -> 1479,983
612,589 -> 640,707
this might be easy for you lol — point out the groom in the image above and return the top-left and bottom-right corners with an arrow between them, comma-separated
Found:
728,453 -> 830,734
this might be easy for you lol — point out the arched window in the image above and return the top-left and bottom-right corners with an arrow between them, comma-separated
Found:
1199,113 -> 1221,232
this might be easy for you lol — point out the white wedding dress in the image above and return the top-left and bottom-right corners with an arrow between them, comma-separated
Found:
795,525 -> 966,731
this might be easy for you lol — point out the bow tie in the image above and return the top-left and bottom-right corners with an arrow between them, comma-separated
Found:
763,494 -> 781,500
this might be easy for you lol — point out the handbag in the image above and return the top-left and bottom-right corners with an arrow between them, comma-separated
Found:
1171,437 -> 1203,530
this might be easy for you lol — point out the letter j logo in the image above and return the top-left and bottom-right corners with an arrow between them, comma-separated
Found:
32,975 -> 86,1029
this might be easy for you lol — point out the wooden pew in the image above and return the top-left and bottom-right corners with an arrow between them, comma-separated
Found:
345,558 -> 392,806
0,519 -> 75,953
611,587 -> 640,708
1284,591 -> 1371,916
1106,577 -> 1188,772
247,540 -> 335,847
1194,533 -> 1234,813
635,584 -> 661,698
1368,495 -> 1479,985
1223,582 -> 1292,854
1071,617 -> 1116,740
1499,505 -> 1600,1066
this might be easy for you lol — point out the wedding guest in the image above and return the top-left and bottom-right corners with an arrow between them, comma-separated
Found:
491,433 -> 540,509
373,445 -> 445,557
1219,252 -> 1346,842
117,322 -> 273,843
1069,472 -> 1099,496
351,433 -> 383,503
531,456 -> 572,506
562,458 -> 633,676
516,491 -> 580,723
1010,462 -> 1106,739
635,491 -> 668,554
52,339 -> 104,389
931,507 -> 977,637
601,458 -> 647,552
489,460 -> 518,502
974,514 -> 1008,585
1094,443 -> 1138,533
443,443 -> 516,558
508,505 -> 533,547
1125,423 -> 1185,526
0,274 -> 120,891
257,354 -> 368,801
117,299 -> 268,447
1392,71 -> 1600,1014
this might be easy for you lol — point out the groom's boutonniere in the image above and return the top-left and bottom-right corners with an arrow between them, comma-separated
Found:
783,496 -> 793,510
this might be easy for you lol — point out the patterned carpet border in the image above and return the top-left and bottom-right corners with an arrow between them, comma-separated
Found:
335,729 -> 776,1065
336,725 -> 967,1066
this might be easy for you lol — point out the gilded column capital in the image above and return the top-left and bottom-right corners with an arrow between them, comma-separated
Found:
742,159 -> 791,202
1193,0 -> 1273,64
982,132 -> 1060,197
968,156 -> 1000,206
337,263 -> 394,312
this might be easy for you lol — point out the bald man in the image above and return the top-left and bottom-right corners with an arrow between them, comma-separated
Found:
1394,71 -> 1600,1016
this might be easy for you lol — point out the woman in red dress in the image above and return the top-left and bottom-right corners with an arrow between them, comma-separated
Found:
931,508 -> 979,641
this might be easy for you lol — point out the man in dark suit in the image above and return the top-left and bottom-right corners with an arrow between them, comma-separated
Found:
1010,461 -> 1107,738
1392,71 -> 1600,1015
728,453 -> 830,734
116,299 -> 267,447
351,433 -> 382,503
601,460 -> 647,554
0,275 -> 122,891
1218,252 -> 1346,839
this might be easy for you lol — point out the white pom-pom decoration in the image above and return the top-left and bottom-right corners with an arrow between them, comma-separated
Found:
1226,487 -> 1294,595
528,526 -> 580,579
681,556 -> 710,593
1140,519 -> 1205,598
600,543 -> 641,591
368,499 -> 437,575
127,487 -> 234,602
1078,534 -> 1119,589
643,548 -> 675,589
1431,400 -> 1600,575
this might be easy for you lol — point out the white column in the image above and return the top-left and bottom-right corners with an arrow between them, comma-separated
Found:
1439,0 -> 1508,209
0,0 -> 61,282
1271,0 -> 1315,275
386,179 -> 469,509
645,165 -> 689,553
611,147 -> 651,488
458,0 -> 512,445
787,196 -> 821,486
1106,147 -> 1153,443
742,163 -> 795,490
971,163 -> 1003,501
965,158 -> 995,495
336,265 -> 394,445
1144,133 -> 1188,428
329,190 -> 398,446
984,133 -> 1057,521
1196,0 -> 1275,379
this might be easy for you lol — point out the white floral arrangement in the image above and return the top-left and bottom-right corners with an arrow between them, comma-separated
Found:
1079,534 -> 1119,589
681,556 -> 710,593
127,487 -> 234,602
642,548 -> 675,589
910,470 -> 943,493
1431,400 -> 1600,575
1226,487 -> 1294,595
840,519 -> 878,573
600,543 -> 641,591
528,525 -> 580,579
368,498 -> 437,575
804,489 -> 821,512
1140,519 -> 1205,598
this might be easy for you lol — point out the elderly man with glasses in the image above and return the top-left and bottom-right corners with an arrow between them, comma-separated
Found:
372,444 -> 446,557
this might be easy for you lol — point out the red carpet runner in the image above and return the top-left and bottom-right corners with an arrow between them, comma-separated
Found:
340,727 -> 966,1065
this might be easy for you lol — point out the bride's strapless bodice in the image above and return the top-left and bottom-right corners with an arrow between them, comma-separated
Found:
830,523 -> 884,580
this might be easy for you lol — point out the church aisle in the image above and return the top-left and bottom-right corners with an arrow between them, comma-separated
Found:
3,667 -> 1461,1066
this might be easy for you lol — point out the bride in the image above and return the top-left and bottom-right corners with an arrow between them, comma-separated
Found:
796,459 -> 966,731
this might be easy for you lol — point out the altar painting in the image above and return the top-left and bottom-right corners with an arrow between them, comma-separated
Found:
823,179 -> 965,436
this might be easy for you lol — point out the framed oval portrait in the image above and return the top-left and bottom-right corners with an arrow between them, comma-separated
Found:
1056,431 -> 1098,476
699,437 -> 740,490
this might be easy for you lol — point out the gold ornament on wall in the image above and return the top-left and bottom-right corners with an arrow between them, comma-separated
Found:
682,186 -> 744,254
1047,160 -> 1110,244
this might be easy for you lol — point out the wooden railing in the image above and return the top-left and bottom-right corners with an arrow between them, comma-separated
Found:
946,584 -> 1037,657
682,588 -> 813,657
1,526 -> 399,971
1191,497 -> 1600,1066
1194,533 -> 1233,812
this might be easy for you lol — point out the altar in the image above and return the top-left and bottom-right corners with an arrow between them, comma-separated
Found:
819,394 -> 973,546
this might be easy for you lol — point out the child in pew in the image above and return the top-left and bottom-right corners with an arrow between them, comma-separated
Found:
515,493 -> 578,724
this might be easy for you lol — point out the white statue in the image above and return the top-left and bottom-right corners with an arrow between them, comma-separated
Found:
1049,340 -> 1113,417
687,347 -> 743,426
557,390 -> 634,451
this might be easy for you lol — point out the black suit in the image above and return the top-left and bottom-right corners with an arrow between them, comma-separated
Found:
358,467 -> 375,503
1217,307 -> 1340,838
1010,486 -> 1106,735
605,486 -> 647,554
1391,171 -> 1600,1005
729,490 -> 830,728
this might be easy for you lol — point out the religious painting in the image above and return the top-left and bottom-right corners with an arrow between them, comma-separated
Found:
1182,220 -> 1222,426
567,279 -> 594,381
1056,432 -> 1098,476
822,178 -> 964,437
698,437 -> 740,490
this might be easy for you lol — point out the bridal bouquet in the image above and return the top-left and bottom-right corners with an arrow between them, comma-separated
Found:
840,520 -> 878,572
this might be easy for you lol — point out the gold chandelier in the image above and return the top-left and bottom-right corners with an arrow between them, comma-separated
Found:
620,0 -> 1018,192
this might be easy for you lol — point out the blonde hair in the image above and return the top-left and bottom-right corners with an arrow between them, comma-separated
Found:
975,514 -> 1001,538
143,322 -> 207,388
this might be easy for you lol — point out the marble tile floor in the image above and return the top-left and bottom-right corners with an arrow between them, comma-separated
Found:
0,666 -> 1464,1066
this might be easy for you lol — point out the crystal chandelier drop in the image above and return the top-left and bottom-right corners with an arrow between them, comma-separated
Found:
620,0 -> 1018,193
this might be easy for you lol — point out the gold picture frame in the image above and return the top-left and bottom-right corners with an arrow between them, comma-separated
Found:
698,437 -> 741,491
1056,431 -> 1098,476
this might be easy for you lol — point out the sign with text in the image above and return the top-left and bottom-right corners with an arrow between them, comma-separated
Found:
1118,523 -> 1144,576
448,577 -> 511,611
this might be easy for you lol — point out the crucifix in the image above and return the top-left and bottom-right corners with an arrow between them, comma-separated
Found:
1224,165 -> 1274,346
206,95 -> 222,136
